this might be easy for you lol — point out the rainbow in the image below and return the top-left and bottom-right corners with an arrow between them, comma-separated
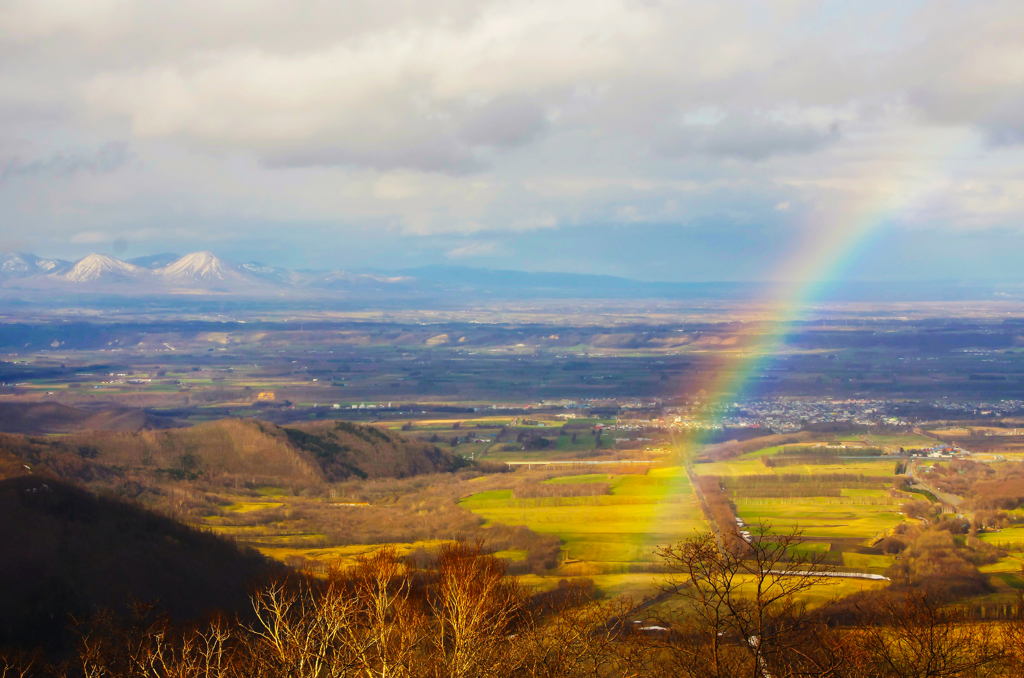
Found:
637,130 -> 979,551
684,128 -> 978,429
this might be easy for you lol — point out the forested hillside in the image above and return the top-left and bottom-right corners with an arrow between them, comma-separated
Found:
0,475 -> 274,651
0,419 -> 464,486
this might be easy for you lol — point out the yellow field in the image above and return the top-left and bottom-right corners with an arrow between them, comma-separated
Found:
978,526 -> 1024,546
646,573 -> 888,616
693,460 -> 769,476
842,552 -> 896,571
224,501 -> 284,513
694,457 -> 898,477
259,540 -> 450,567
735,497 -> 903,540
461,467 -> 707,570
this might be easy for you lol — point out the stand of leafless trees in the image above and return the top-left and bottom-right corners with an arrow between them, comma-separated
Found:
7,532 -> 1024,678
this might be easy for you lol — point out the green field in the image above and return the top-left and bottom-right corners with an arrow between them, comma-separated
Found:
978,526 -> 1024,546
461,451 -> 908,584
738,445 -> 786,459
691,453 -> 908,573
734,498 -> 903,540
546,473 -> 609,484
842,552 -> 896,571
460,467 -> 707,571
693,460 -> 770,476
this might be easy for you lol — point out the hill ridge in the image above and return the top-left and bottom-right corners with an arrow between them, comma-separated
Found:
0,417 -> 465,485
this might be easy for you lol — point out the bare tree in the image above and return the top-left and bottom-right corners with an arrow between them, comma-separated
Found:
854,592 -> 1004,678
177,617 -> 233,678
516,592 -> 654,678
656,525 -> 851,678
0,651 -> 35,678
247,570 -> 362,678
1002,593 -> 1024,676
428,542 -> 526,678
69,610 -> 120,678
344,548 -> 426,678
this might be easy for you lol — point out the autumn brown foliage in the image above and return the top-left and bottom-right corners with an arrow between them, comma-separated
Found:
6,530 -> 1024,678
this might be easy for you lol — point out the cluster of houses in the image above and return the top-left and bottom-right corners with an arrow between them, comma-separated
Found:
914,443 -> 968,458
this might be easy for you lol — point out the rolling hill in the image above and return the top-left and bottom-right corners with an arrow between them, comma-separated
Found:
66,418 -> 324,485
0,402 -> 170,434
0,418 -> 466,485
283,420 -> 468,480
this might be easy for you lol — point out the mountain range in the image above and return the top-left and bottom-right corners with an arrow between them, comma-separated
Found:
0,251 -> 413,295
1,251 -> 1022,301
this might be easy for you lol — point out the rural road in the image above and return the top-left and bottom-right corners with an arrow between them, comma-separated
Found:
685,464 -> 727,549
907,459 -> 964,508
503,459 -> 651,469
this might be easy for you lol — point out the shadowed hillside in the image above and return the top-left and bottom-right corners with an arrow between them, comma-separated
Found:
0,446 -> 36,478
0,475 -> 275,652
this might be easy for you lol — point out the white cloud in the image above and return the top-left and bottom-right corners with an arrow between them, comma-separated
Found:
447,241 -> 500,258
70,230 -> 107,244
0,0 -> 1022,259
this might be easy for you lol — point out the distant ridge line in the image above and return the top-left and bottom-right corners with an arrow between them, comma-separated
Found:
0,252 -> 1021,301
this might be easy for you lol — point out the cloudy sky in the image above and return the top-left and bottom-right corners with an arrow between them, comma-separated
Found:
1,0 -> 1023,280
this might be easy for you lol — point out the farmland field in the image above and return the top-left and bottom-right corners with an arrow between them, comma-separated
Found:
460,467 -> 707,573
734,497 -> 903,541
978,525 -> 1024,547
691,454 -> 908,570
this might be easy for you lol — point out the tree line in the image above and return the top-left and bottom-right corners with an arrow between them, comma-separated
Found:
6,532 -> 1024,678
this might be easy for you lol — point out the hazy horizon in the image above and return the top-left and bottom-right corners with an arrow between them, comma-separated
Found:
2,1 -> 1024,283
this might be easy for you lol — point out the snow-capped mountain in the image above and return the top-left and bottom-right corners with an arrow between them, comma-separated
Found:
0,253 -> 70,278
156,252 -> 250,285
1,250 -> 412,296
241,262 -> 293,285
61,254 -> 148,283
